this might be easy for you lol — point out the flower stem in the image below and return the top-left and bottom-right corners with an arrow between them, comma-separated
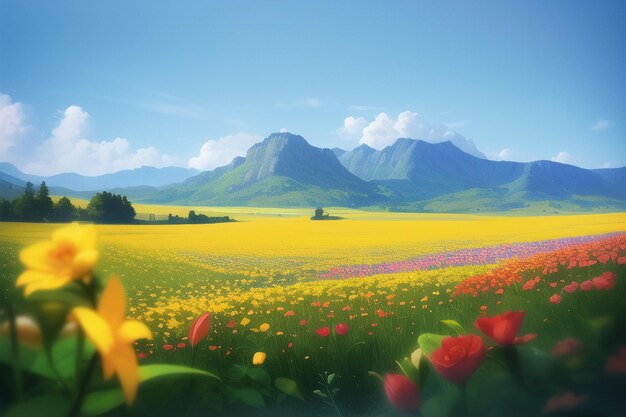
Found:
67,353 -> 98,417
5,304 -> 23,401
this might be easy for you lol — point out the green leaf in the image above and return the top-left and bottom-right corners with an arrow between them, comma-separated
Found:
327,373 -> 335,385
234,387 -> 265,407
418,333 -> 446,358
0,335 -> 56,379
228,364 -> 247,383
82,388 -> 125,416
441,319 -> 465,335
313,389 -> 327,398
275,377 -> 304,400
139,364 -> 221,383
246,367 -> 271,387
4,395 -> 71,417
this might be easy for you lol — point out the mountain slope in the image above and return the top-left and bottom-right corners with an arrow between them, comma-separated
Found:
146,133 -> 384,207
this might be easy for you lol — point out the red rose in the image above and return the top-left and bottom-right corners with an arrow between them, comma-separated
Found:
550,294 -> 562,304
474,311 -> 534,346
316,326 -> 331,337
384,373 -> 420,411
430,335 -> 485,384
335,323 -> 349,336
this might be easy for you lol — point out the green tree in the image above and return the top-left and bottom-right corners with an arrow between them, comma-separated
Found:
12,182 -> 37,221
87,191 -> 136,223
36,181 -> 54,220
52,196 -> 75,222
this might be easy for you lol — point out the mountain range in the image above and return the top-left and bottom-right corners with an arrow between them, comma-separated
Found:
1,132 -> 625,213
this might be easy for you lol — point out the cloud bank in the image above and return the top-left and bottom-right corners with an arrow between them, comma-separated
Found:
0,93 -> 29,158
339,111 -> 485,158
188,133 -> 261,171
25,105 -> 175,176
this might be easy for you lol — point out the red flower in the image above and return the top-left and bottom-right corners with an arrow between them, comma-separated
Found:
430,335 -> 485,384
551,338 -> 583,357
177,342 -> 186,349
227,320 -> 236,328
563,282 -> 578,293
550,294 -> 562,304
605,346 -> 626,374
316,326 -> 331,337
335,323 -> 349,336
580,280 -> 593,291
163,344 -> 174,351
299,319 -> 308,326
137,352 -> 147,359
284,310 -> 295,317
474,311 -> 533,346
188,312 -> 211,347
592,272 -> 616,290
384,374 -> 420,411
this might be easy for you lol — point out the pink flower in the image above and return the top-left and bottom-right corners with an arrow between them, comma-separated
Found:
299,319 -> 308,326
563,282 -> 578,293
605,347 -> 626,374
316,326 -> 330,337
177,342 -> 186,349
550,294 -> 562,304
163,344 -> 174,351
592,272 -> 616,290
284,310 -> 295,317
335,323 -> 349,336
580,280 -> 593,291
551,338 -> 583,357
544,393 -> 587,413
137,352 -> 147,359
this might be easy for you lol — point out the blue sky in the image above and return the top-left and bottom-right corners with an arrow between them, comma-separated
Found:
1,1 -> 624,175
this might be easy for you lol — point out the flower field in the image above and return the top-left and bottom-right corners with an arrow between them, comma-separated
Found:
1,211 -> 626,416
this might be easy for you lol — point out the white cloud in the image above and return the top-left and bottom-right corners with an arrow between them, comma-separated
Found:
0,93 -> 29,157
279,127 -> 288,133
338,116 -> 368,138
492,148 -> 513,161
551,151 -> 579,165
590,119 -> 613,130
26,105 -> 175,176
188,132 -> 260,171
351,111 -> 485,158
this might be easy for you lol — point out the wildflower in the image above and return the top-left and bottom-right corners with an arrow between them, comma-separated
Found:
551,338 -> 583,357
17,223 -> 98,295
384,374 -> 420,411
580,280 -> 593,291
299,319 -> 308,326
227,320 -> 236,328
177,342 -> 186,349
550,294 -> 562,304
474,311 -> 535,346
563,282 -> 578,293
163,344 -> 174,351
316,326 -> 331,337
252,351 -> 267,365
188,312 -> 211,347
259,323 -> 270,332
430,335 -> 485,384
240,317 -> 251,326
335,323 -> 349,336
73,276 -> 152,404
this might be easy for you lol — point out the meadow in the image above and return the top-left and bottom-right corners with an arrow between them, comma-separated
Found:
1,210 -> 625,416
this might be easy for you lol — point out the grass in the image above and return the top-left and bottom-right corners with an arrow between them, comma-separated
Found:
1,210 -> 626,416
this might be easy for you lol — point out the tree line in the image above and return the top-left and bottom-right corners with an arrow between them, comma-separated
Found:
166,210 -> 232,224
0,182 -> 136,223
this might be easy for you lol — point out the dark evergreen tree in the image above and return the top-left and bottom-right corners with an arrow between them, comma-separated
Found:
87,191 -> 136,223
36,181 -> 53,220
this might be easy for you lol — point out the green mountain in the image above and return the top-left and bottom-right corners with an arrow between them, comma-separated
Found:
143,133 -> 384,207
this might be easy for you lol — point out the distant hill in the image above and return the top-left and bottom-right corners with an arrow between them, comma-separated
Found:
2,134 -> 624,213
0,163 -> 198,191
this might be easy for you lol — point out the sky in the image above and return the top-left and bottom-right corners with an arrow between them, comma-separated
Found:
1,0 -> 625,175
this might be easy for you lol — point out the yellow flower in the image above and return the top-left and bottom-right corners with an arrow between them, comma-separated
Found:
259,323 -> 270,332
16,223 -> 98,296
240,317 -> 251,326
252,351 -> 266,365
73,276 -> 152,404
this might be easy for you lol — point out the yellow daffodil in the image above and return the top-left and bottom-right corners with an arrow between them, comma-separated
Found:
17,223 -> 99,296
252,351 -> 267,365
73,276 -> 152,404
